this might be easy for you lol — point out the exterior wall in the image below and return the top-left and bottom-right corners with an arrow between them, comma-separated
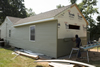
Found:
1,17 -> 14,41
57,37 -> 87,57
55,6 -> 87,57
7,20 -> 58,58
56,6 -> 87,38
0,25 -> 1,38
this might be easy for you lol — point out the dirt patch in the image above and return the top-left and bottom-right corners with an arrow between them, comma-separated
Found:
67,49 -> 100,62
89,49 -> 100,61
36,60 -> 49,67
36,49 -> 100,66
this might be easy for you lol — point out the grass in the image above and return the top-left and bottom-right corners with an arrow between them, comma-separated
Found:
0,48 -> 48,67
0,47 -> 100,67
89,60 -> 100,67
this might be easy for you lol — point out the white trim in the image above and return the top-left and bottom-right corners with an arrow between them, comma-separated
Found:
29,25 -> 36,42
7,16 -> 12,23
14,17 -> 56,27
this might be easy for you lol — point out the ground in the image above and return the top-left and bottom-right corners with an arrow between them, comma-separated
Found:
0,47 -> 49,67
67,48 -> 100,67
0,47 -> 100,67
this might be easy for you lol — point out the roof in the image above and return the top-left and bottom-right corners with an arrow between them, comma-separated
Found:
14,4 -> 73,25
6,4 -> 88,26
7,16 -> 21,24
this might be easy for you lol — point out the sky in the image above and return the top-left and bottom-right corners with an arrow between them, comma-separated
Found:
24,0 -> 100,21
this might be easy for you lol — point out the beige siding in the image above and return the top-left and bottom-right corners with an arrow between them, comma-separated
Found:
1,19 -> 7,39
8,20 -> 57,58
1,17 -> 14,40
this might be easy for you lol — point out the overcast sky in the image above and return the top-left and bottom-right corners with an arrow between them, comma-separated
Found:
24,0 -> 100,21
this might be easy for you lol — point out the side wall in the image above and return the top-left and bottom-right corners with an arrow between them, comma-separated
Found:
8,20 -> 58,58
1,17 -> 14,41
55,6 -> 87,57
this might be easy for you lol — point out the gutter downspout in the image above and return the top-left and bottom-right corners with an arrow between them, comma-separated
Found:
5,23 -> 7,46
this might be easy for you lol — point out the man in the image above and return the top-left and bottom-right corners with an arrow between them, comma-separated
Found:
72,35 -> 81,58
75,34 -> 81,58
75,35 -> 81,48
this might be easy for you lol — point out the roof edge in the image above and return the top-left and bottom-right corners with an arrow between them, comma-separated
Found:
14,17 -> 57,27
54,4 -> 75,17
74,4 -> 89,25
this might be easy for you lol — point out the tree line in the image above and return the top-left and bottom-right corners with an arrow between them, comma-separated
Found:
0,0 -> 35,23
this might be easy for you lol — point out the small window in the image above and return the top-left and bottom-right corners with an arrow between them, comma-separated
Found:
69,24 -> 80,30
9,30 -> 11,37
30,25 -> 35,41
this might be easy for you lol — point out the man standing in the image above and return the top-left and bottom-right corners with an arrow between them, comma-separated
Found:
75,34 -> 81,58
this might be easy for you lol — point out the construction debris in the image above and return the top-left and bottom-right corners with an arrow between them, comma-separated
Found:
35,59 -> 96,67
12,48 -> 45,60
12,53 -> 20,60
49,62 -> 74,67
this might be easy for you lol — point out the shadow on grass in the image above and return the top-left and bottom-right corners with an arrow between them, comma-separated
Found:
36,65 -> 43,67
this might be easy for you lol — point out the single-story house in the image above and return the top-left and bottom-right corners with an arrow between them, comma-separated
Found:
0,4 -> 88,58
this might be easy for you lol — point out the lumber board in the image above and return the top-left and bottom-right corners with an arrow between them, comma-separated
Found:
15,51 -> 39,59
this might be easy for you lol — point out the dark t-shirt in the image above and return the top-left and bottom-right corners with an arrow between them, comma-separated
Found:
76,38 -> 81,48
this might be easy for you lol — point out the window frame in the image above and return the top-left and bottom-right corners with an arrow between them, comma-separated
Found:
68,24 -> 80,30
29,25 -> 36,42
9,30 -> 11,37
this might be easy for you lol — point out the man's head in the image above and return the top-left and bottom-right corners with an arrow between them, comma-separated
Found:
75,34 -> 78,38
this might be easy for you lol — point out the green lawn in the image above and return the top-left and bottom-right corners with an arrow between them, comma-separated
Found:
0,48 -> 48,67
0,47 -> 100,67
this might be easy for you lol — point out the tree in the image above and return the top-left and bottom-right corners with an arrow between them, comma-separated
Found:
70,0 -> 99,27
26,8 -> 36,17
70,0 -> 77,4
0,0 -> 27,23
78,0 -> 99,27
56,4 -> 64,9
69,0 -> 99,40
97,15 -> 100,22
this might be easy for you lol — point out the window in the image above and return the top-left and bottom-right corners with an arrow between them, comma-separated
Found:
9,30 -> 11,37
30,25 -> 35,41
69,24 -> 80,30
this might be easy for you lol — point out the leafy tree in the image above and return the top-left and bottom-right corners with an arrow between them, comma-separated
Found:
70,0 -> 99,40
26,8 -> 36,17
97,15 -> 100,22
70,0 -> 99,26
78,0 -> 99,27
56,4 -> 64,9
70,0 -> 77,4
0,0 -> 27,23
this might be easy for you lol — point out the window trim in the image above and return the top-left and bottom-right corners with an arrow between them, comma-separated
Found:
9,30 -> 11,37
29,25 -> 36,42
68,24 -> 80,30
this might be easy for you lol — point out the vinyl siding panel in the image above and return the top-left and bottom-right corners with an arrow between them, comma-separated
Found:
1,17 -> 14,41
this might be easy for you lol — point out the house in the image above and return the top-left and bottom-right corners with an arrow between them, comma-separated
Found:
0,4 -> 88,58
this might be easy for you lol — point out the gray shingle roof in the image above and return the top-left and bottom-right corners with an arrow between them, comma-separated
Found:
14,4 -> 73,25
7,16 -> 21,24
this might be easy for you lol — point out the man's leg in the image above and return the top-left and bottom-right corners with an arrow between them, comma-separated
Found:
78,50 -> 81,58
